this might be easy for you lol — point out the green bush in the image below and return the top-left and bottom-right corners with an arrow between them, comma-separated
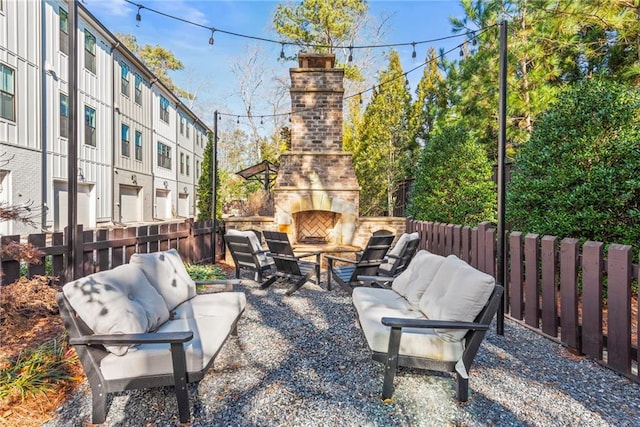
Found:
184,263 -> 226,282
506,79 -> 640,246
407,124 -> 497,226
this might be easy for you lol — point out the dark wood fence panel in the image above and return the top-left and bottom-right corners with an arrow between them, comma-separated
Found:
137,226 -> 149,255
1,235 -> 21,285
541,236 -> 558,337
509,232 -> 524,320
461,226 -> 471,264
452,225 -> 462,259
111,228 -> 124,268
27,233 -> 46,277
95,229 -> 109,272
560,238 -> 580,350
82,228 -> 94,277
607,244 -> 632,374
582,241 -> 604,360
402,218 -> 639,383
148,225 -> 159,253
524,234 -> 540,328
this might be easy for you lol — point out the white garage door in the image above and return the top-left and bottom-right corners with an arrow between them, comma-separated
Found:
120,185 -> 140,223
155,189 -> 171,219
177,193 -> 189,217
54,182 -> 93,231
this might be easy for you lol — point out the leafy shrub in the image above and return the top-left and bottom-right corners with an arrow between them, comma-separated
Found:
407,124 -> 497,226
185,263 -> 226,282
506,79 -> 640,246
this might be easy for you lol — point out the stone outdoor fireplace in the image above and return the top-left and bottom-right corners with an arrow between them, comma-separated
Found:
273,53 -> 360,245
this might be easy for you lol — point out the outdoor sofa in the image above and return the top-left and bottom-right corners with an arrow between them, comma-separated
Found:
56,249 -> 246,424
353,250 -> 503,401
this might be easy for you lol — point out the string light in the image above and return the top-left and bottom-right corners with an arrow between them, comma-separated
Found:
459,46 -> 464,57
135,5 -> 142,27
411,42 -> 417,59
348,46 -> 353,62
280,43 -> 285,60
209,28 -> 215,45
122,0 -> 474,54
237,116 -> 240,124
214,34 -> 491,121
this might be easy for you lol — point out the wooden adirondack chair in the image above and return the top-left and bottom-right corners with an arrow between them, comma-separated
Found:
261,230 -> 320,296
224,230 -> 274,283
324,234 -> 394,294
376,232 -> 421,277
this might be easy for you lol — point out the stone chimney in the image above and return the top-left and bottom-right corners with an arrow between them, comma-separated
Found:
273,53 -> 360,245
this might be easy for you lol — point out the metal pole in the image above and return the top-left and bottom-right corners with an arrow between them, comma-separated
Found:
66,0 -> 79,281
212,111 -> 218,263
496,20 -> 508,335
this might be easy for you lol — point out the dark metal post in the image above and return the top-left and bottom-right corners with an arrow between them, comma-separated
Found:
497,20 -> 508,335
66,0 -> 79,281
212,111 -> 218,262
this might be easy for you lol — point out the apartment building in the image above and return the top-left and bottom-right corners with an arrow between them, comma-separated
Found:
0,0 -> 210,235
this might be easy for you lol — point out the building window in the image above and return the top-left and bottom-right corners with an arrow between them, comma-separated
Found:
134,74 -> 142,105
84,30 -> 96,73
60,93 -> 68,138
120,62 -> 129,96
59,8 -> 69,54
180,152 -> 184,174
84,105 -> 96,146
135,131 -> 142,160
186,123 -> 190,138
0,64 -> 15,121
159,96 -> 170,123
196,160 -> 200,178
157,142 -> 171,169
186,155 -> 190,176
121,124 -> 130,157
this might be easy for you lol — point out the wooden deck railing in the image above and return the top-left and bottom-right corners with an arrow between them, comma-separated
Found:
405,218 -> 639,383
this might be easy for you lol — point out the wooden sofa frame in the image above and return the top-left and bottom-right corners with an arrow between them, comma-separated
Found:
376,285 -> 504,401
56,281 -> 242,424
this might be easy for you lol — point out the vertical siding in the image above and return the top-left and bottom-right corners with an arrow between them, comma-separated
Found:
0,0 -> 42,235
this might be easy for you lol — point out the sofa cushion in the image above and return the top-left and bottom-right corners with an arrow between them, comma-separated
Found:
99,292 -> 246,380
355,303 -> 464,362
63,264 -> 170,355
172,292 -> 247,319
226,229 -> 274,268
352,287 -> 413,313
391,250 -> 445,306
130,249 -> 196,311
418,255 -> 495,342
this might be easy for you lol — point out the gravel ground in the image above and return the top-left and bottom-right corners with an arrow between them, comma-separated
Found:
45,273 -> 640,427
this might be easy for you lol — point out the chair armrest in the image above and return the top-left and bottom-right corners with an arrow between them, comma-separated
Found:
381,317 -> 490,331
196,279 -> 241,293
386,253 -> 402,260
356,275 -> 393,288
295,251 -> 321,260
69,331 -> 194,346
324,254 -> 357,264
253,248 -> 271,255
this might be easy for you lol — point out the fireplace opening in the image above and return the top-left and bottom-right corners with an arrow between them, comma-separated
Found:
294,210 -> 340,244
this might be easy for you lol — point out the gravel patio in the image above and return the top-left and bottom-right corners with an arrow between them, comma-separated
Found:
45,273 -> 640,426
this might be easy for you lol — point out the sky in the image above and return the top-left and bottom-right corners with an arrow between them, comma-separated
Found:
83,0 -> 467,130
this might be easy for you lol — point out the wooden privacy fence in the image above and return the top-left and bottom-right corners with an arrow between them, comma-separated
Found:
406,218 -> 639,383
1,219 -> 222,286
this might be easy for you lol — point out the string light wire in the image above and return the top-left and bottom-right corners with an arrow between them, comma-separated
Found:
122,0 -> 497,120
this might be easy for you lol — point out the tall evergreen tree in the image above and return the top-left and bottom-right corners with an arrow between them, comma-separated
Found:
354,51 -> 411,216
196,133 -> 216,221
407,123 -> 496,226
